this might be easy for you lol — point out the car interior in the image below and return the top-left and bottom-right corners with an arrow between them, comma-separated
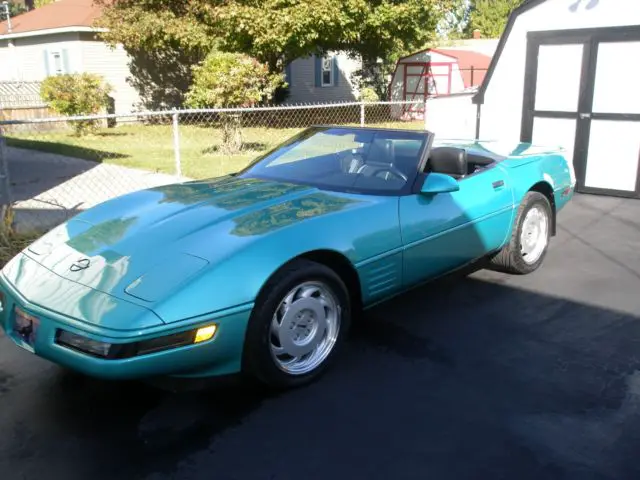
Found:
250,131 -> 504,193
338,137 -> 418,182
425,146 -> 499,180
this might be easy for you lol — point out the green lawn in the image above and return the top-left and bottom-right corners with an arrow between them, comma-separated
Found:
0,231 -> 39,268
6,119 -> 425,180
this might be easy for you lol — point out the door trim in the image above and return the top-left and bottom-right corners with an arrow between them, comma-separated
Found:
521,25 -> 640,198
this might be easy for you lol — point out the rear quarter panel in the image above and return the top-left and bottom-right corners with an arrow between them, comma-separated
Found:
501,148 -> 575,211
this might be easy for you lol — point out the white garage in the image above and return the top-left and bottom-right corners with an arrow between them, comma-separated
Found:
474,0 -> 640,198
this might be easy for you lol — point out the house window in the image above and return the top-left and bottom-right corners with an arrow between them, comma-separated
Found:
51,50 -> 64,75
322,55 -> 333,86
44,48 -> 67,76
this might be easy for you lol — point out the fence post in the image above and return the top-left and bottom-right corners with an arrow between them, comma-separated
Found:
171,110 -> 182,178
0,124 -> 12,230
360,102 -> 365,126
423,99 -> 428,130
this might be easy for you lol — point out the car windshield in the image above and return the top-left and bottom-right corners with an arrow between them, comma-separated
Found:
239,127 -> 430,194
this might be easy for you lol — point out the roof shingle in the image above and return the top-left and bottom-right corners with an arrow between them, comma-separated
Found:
0,0 -> 103,36
432,49 -> 493,88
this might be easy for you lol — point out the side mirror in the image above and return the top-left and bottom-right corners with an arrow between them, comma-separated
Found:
420,173 -> 460,194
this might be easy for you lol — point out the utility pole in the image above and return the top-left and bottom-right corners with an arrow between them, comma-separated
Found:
1,3 -> 13,230
1,2 -> 12,33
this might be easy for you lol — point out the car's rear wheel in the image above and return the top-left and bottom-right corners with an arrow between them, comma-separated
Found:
242,258 -> 351,389
489,191 -> 552,275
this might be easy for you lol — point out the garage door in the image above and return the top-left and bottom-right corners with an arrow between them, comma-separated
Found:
521,26 -> 640,199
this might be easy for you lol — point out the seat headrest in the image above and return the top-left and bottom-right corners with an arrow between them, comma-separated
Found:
369,139 -> 396,165
428,147 -> 468,177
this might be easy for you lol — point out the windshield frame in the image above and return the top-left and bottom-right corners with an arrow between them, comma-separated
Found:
236,125 -> 436,197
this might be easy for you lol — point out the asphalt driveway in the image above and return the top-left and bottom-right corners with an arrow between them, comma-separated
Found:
1,193 -> 640,480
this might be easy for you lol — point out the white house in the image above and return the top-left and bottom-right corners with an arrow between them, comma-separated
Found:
1,1 -> 365,109
0,0 -> 141,114
473,0 -> 640,199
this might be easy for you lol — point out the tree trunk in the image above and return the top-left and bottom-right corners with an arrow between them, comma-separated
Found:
220,113 -> 243,154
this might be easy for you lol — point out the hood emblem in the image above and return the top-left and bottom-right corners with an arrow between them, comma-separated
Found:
70,258 -> 91,272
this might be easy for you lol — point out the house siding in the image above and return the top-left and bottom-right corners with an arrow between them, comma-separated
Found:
0,32 -> 141,115
0,32 -> 82,81
78,33 -> 141,114
285,52 -> 361,104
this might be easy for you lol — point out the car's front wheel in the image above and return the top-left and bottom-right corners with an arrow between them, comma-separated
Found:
242,259 -> 351,389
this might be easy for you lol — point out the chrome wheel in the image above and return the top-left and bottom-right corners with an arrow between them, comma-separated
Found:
520,205 -> 549,264
269,281 -> 341,375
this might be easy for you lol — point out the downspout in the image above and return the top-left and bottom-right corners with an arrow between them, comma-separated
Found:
475,102 -> 482,140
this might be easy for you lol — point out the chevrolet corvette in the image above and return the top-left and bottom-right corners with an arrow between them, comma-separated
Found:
0,126 -> 575,388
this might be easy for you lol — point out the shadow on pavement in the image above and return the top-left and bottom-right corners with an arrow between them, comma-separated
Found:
4,266 -> 640,480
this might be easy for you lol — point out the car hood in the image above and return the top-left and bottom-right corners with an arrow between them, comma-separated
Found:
11,175 -> 358,315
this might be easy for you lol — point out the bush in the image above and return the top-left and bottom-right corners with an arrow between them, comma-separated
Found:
359,87 -> 380,102
40,73 -> 112,136
185,51 -> 285,109
185,51 -> 285,153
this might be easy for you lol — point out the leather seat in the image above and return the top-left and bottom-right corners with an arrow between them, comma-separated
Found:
427,147 -> 468,179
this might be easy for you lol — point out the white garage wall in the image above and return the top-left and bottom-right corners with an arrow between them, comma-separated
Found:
425,93 -> 477,139
479,0 -> 640,142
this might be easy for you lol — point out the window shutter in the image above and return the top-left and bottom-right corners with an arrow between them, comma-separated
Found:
333,55 -> 339,87
314,55 -> 322,87
285,62 -> 292,87
43,49 -> 50,76
62,48 -> 70,74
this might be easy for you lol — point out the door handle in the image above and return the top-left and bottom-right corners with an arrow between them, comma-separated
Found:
492,180 -> 505,189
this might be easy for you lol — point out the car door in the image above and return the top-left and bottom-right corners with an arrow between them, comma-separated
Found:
399,165 -> 514,287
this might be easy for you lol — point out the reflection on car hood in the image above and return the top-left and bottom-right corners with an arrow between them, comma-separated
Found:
15,175 -> 359,307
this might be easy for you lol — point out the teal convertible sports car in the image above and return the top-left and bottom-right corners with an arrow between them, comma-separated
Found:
0,126 -> 575,388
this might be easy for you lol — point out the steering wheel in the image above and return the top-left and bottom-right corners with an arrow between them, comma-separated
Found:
366,165 -> 408,182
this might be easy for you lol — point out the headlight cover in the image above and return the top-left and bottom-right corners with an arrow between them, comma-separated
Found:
56,330 -> 112,357
55,323 -> 218,359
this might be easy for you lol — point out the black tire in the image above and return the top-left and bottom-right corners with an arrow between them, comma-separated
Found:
241,258 -> 352,389
489,191 -> 553,275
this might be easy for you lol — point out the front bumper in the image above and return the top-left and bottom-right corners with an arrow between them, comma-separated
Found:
0,272 -> 253,381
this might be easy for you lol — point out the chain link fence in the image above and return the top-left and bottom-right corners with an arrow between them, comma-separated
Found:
0,100 -> 429,234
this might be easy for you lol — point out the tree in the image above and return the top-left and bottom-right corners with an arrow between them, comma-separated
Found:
1,1 -> 57,22
185,51 -> 285,153
40,73 -> 112,136
437,0 -> 473,40
2,1 -> 27,19
464,0 -> 525,39
95,0 -> 454,106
